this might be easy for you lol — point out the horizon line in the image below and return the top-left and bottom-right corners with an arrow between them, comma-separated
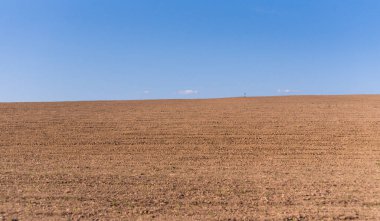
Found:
1,93 -> 379,104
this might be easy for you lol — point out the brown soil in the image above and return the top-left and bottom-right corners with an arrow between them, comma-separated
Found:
0,95 -> 379,220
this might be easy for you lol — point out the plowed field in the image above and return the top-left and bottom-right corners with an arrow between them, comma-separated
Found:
1,95 -> 379,220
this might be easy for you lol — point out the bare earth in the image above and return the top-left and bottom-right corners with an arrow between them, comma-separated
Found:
1,95 -> 379,220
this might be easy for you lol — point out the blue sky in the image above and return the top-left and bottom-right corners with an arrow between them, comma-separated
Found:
1,0 -> 379,101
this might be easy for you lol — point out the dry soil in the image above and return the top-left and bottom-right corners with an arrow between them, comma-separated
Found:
0,95 -> 379,220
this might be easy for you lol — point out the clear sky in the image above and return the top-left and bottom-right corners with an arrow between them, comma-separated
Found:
1,0 -> 380,101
